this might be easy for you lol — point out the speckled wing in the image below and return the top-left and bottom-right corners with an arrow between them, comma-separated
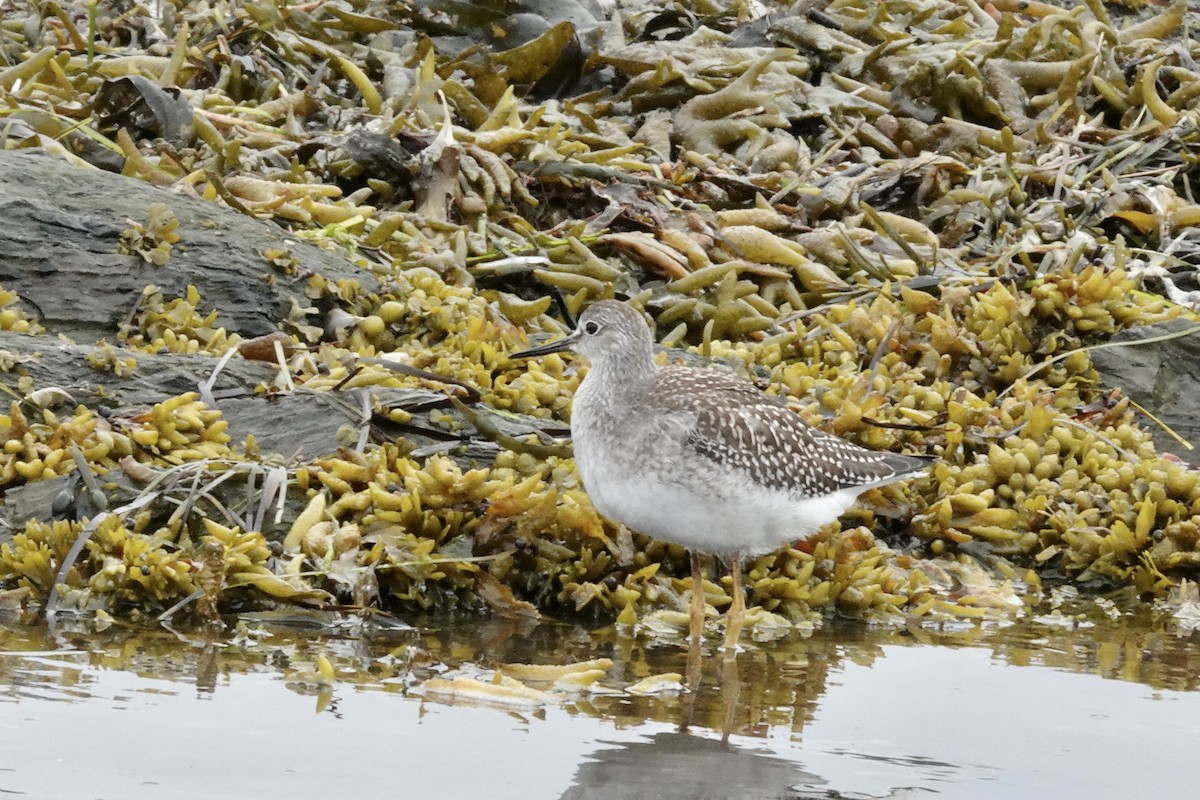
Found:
656,367 -> 931,498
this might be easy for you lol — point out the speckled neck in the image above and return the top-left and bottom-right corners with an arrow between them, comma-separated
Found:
584,336 -> 657,394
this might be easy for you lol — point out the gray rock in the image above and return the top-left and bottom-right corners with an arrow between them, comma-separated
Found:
1091,317 -> 1200,464
0,148 -> 375,342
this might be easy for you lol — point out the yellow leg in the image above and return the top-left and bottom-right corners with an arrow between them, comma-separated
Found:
723,552 -> 745,661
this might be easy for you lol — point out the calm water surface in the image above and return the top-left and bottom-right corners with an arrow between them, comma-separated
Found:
1,607 -> 1197,800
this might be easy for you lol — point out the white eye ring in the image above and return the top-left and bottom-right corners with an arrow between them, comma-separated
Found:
584,321 -> 600,335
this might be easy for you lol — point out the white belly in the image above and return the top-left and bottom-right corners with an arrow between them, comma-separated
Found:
579,457 -> 860,558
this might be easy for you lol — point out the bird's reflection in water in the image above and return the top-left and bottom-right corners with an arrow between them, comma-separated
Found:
678,625 -> 741,742
558,727 -> 822,800
563,636 -> 815,800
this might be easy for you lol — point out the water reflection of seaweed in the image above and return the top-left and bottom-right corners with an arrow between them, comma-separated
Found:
3,609 -> 1200,708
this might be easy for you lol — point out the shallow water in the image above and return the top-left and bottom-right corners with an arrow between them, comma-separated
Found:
1,608 -> 1197,800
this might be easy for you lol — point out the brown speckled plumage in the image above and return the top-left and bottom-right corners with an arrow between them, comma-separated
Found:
656,368 -> 933,499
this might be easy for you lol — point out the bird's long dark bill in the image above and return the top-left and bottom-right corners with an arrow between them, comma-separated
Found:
511,329 -> 581,358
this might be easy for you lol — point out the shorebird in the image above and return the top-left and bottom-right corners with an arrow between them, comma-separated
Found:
513,300 -> 933,657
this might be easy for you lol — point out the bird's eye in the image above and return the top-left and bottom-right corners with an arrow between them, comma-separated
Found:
584,321 -> 600,335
